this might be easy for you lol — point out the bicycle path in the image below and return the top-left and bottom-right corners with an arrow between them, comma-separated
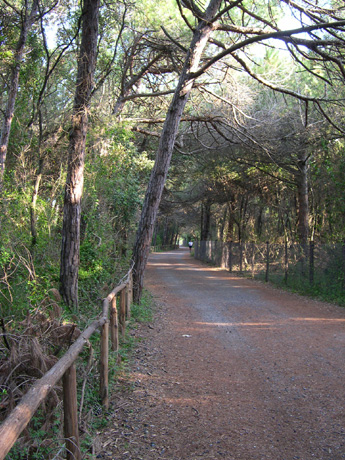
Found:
99,247 -> 345,460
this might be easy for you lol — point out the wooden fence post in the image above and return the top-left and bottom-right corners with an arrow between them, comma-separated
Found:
265,241 -> 269,282
119,289 -> 126,338
109,296 -> 118,352
126,281 -> 131,320
129,272 -> 133,305
100,320 -> 109,409
63,363 -> 81,460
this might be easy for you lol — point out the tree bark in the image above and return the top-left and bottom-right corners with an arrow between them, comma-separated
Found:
59,0 -> 100,309
132,0 -> 222,303
226,196 -> 236,242
296,152 -> 309,246
162,217 -> 169,245
0,0 -> 38,193
201,200 -> 211,241
219,206 -> 228,241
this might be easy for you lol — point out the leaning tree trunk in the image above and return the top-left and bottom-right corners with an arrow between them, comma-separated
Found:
0,0 -> 38,193
59,0 -> 100,309
132,0 -> 222,303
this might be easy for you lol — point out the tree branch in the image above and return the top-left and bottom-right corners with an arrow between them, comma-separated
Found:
178,0 -> 205,21
161,26 -> 188,53
2,0 -> 20,15
237,4 -> 279,30
176,0 -> 194,31
230,53 -> 320,103
212,0 -> 244,23
121,88 -> 176,102
92,3 -> 128,96
191,20 -> 345,80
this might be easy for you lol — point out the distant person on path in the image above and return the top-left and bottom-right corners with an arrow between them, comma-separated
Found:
188,241 -> 193,252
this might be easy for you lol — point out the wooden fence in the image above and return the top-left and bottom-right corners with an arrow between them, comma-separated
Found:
0,269 -> 133,460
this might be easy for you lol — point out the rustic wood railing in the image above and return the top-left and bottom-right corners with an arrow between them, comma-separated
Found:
0,269 -> 133,460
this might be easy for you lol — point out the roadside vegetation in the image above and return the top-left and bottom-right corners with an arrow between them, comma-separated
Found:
2,289 -> 154,459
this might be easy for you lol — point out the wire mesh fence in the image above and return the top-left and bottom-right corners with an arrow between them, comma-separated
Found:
194,240 -> 345,304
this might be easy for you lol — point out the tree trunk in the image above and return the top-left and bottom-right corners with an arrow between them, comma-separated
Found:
237,194 -> 248,243
169,224 -> 176,246
0,0 -> 38,193
152,222 -> 158,246
297,152 -> 309,246
162,217 -> 169,245
59,0 -> 100,309
226,196 -> 236,242
132,0 -> 222,303
219,206 -> 228,241
174,232 -> 179,246
201,200 -> 211,241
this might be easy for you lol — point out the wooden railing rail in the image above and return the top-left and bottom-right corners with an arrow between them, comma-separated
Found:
0,269 -> 133,460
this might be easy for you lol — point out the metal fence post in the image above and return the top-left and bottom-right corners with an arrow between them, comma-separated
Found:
228,241 -> 233,272
265,241 -> 269,282
284,240 -> 288,284
342,241 -> 345,291
251,241 -> 255,278
240,242 -> 243,273
309,241 -> 314,285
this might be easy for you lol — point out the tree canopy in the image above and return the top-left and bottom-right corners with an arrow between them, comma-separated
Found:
1,0 -> 345,308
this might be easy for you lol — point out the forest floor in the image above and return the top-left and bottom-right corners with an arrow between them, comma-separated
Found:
95,248 -> 345,460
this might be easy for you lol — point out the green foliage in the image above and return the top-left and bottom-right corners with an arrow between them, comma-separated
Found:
74,124 -> 153,309
130,290 -> 154,324
312,141 -> 345,240
6,404 -> 64,459
131,0 -> 183,33
0,172 -> 62,319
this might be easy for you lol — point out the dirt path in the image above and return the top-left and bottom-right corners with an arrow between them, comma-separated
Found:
97,248 -> 345,460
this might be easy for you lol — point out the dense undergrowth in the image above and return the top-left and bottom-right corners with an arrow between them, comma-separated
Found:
2,290 -> 154,460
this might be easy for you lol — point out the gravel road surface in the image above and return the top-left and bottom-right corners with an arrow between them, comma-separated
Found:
98,247 -> 345,460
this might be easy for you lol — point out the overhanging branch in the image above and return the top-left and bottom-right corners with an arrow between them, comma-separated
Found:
190,19 -> 345,80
